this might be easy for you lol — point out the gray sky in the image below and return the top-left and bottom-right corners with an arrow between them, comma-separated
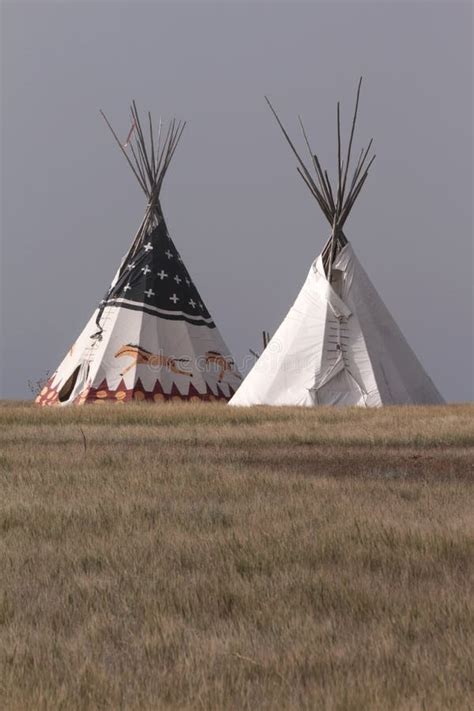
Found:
1,0 -> 472,402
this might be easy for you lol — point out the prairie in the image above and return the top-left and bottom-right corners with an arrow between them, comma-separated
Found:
0,402 -> 473,710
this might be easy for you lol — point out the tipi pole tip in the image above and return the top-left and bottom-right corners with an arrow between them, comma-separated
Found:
340,75 -> 364,203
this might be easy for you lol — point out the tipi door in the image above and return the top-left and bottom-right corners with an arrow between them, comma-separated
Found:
311,368 -> 367,407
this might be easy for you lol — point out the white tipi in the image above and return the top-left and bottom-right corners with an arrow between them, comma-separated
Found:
230,81 -> 443,407
37,104 -> 241,406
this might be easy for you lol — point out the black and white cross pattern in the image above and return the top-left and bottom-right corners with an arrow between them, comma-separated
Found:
104,217 -> 215,327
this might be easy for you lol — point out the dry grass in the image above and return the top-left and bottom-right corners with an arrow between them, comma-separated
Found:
0,402 -> 473,710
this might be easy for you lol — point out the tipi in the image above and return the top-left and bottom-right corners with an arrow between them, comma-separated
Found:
230,80 -> 443,407
37,104 -> 241,406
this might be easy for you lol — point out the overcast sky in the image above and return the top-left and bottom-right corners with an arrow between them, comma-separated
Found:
1,0 -> 472,402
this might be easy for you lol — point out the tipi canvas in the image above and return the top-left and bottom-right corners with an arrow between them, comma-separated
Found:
230,81 -> 443,408
37,105 -> 240,406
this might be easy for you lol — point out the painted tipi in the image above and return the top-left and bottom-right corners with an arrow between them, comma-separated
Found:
230,81 -> 443,407
37,104 -> 240,406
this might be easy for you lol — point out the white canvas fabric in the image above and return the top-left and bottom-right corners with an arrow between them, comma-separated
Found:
229,242 -> 443,407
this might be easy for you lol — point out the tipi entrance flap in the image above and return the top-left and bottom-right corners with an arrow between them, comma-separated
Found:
312,350 -> 367,407
57,361 -> 90,404
57,366 -> 81,403
311,367 -> 367,406
313,352 -> 346,390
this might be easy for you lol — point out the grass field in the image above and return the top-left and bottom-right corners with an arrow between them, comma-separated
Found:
0,402 -> 473,710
